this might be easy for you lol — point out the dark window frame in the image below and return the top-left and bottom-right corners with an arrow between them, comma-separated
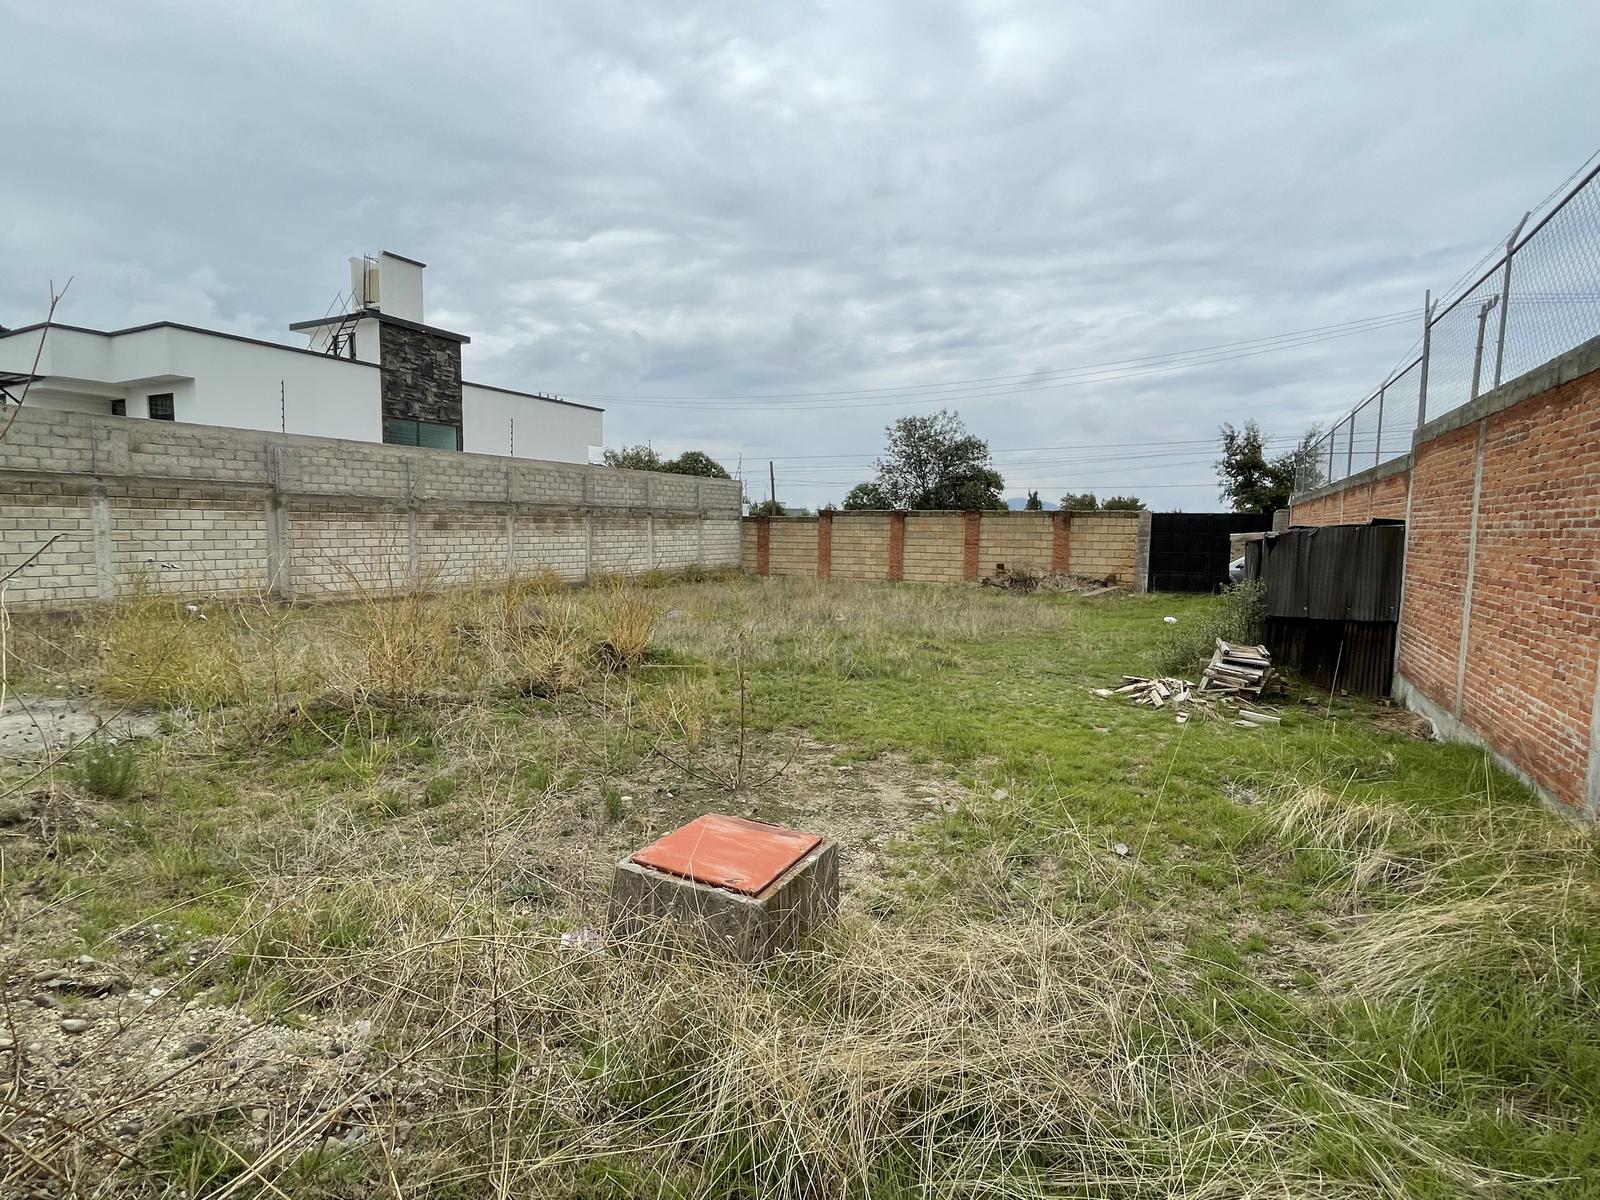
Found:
111,398 -> 126,417
147,393 -> 175,421
383,416 -> 462,451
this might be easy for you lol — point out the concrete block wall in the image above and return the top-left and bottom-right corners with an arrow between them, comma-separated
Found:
742,509 -> 1148,590
0,406 -> 743,610
1289,336 -> 1600,814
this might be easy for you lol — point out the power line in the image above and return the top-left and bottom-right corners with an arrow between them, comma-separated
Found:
578,316 -> 1413,413
599,319 -> 1414,413
560,310 -> 1412,403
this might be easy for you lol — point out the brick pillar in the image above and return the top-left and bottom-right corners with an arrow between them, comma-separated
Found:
756,518 -> 771,576
962,511 -> 981,582
888,513 -> 906,582
816,511 -> 833,579
1051,511 -> 1071,573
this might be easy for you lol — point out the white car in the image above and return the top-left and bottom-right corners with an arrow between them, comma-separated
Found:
1228,555 -> 1246,584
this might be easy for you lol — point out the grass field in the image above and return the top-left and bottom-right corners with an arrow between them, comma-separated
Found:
2,574 -> 1597,1198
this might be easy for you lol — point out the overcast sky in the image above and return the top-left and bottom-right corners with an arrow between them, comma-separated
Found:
4,1 -> 1597,509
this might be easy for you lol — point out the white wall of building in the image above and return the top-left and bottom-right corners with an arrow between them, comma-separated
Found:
376,253 -> 425,323
462,383 -> 602,464
0,324 -> 381,443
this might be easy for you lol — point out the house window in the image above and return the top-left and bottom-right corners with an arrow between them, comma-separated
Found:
111,398 -> 126,416
147,393 -> 175,421
384,417 -> 461,451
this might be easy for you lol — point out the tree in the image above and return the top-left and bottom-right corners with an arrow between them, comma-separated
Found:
841,481 -> 891,510
663,450 -> 731,479
747,499 -> 786,517
1059,492 -> 1099,511
602,444 -> 664,472
850,410 -> 1005,510
603,445 -> 733,478
1216,421 -> 1321,514
1101,495 -> 1145,511
1023,490 -> 1043,511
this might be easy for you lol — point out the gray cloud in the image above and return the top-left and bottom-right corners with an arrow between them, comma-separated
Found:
4,0 -> 1597,508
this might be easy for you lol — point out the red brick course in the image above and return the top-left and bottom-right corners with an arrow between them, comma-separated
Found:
888,513 -> 906,582
755,518 -> 771,576
962,512 -> 981,582
1051,511 -> 1071,572
816,511 -> 833,579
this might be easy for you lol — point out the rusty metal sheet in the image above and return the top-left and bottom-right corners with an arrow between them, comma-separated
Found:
630,815 -> 821,897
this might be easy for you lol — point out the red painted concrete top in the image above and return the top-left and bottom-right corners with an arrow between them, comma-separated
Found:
630,814 -> 822,896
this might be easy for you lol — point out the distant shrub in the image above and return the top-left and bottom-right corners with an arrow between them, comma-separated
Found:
1153,579 -> 1266,675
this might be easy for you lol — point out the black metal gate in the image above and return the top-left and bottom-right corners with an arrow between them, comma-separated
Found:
1147,512 -> 1272,592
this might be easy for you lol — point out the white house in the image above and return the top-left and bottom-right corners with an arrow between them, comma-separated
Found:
0,251 -> 602,463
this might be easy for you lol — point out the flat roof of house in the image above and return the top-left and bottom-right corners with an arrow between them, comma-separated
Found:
462,379 -> 605,413
287,310 -> 470,343
0,321 -> 381,366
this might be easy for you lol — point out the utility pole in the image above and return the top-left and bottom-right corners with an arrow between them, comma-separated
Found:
768,460 -> 776,508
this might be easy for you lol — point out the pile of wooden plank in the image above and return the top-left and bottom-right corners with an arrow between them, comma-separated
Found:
1200,640 -> 1275,699
1099,676 -> 1198,708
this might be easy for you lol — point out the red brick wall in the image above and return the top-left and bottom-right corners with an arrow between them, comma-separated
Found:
1398,366 -> 1600,810
1397,424 -> 1479,715
1456,379 -> 1599,808
1291,469 -> 1410,527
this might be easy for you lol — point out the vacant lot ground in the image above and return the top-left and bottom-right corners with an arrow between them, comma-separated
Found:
2,574 -> 1596,1198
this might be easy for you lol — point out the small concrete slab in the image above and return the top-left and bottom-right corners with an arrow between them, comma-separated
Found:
610,815 -> 839,962
0,697 -> 163,759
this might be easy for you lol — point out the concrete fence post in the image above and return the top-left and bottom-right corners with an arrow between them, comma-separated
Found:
90,489 -> 116,601
816,510 -> 833,579
1134,510 -> 1153,593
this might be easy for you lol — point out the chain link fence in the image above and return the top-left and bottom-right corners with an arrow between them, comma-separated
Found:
1296,160 -> 1600,494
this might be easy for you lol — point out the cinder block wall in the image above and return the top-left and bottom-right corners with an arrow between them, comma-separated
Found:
0,407 -> 743,610
741,509 -> 1147,590
1288,337 -> 1600,814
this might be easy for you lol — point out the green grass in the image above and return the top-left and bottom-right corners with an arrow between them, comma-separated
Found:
1,575 -> 1595,1198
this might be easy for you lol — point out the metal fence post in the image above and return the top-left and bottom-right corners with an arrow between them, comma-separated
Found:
1345,413 -> 1354,478
1373,384 -> 1385,470
1470,296 -> 1498,402
1417,289 -> 1432,428
1491,210 -> 1531,390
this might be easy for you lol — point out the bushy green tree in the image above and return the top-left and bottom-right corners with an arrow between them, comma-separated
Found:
603,445 -> 733,479
1217,422 -> 1321,514
847,410 -> 1004,511
747,499 -> 786,517
841,482 -> 892,510
603,444 -> 665,472
1023,490 -> 1043,511
1060,492 -> 1099,511
1101,495 -> 1145,511
663,450 -> 731,479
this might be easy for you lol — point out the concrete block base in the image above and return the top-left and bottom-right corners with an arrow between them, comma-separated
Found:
608,839 -> 839,962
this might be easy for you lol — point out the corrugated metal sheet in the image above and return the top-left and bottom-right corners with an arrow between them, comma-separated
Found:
1263,617 -> 1396,695
1247,522 -> 1406,695
1256,523 -> 1405,622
